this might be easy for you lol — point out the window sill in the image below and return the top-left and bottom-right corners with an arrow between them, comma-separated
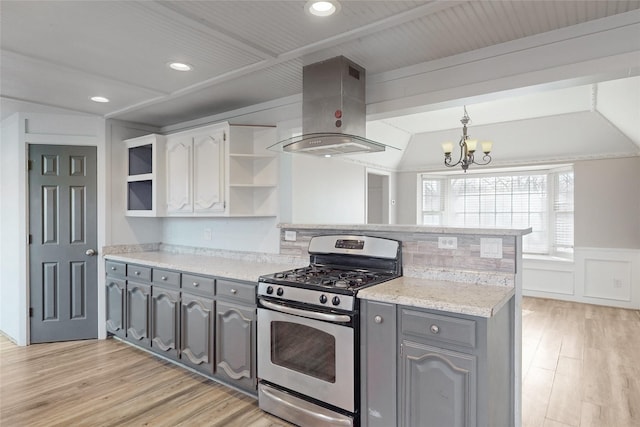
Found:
523,254 -> 574,263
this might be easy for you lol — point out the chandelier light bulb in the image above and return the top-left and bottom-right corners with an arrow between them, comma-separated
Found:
481,141 -> 493,154
466,139 -> 478,152
442,142 -> 454,155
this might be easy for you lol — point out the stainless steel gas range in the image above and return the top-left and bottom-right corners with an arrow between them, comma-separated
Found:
257,234 -> 402,427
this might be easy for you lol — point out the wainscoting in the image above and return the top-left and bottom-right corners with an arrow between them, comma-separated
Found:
523,247 -> 640,309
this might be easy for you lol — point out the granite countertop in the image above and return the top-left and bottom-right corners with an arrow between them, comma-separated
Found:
104,251 -> 305,282
105,250 -> 514,317
358,276 -> 515,318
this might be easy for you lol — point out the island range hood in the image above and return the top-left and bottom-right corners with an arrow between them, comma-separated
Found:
275,56 -> 397,156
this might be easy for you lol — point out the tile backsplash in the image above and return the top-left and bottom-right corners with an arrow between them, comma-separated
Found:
279,226 -> 519,286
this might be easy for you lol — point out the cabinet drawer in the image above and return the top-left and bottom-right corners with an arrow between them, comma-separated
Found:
127,264 -> 152,282
152,268 -> 180,288
105,261 -> 126,278
182,273 -> 215,296
401,309 -> 476,349
217,279 -> 255,304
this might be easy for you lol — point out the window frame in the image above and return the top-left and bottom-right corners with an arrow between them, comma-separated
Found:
419,165 -> 574,257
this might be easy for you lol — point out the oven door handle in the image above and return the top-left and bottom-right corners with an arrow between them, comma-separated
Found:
259,299 -> 352,323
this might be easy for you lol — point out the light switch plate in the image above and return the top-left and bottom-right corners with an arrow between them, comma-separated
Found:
284,230 -> 297,242
480,238 -> 503,258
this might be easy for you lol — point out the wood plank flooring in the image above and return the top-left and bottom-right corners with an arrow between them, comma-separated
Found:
0,336 -> 290,427
1,297 -> 638,426
522,297 -> 640,427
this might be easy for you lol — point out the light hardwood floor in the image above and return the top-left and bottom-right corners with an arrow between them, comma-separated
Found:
522,297 -> 640,427
1,297 -> 638,426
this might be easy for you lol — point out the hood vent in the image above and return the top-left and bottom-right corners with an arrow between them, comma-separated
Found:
275,56 -> 396,156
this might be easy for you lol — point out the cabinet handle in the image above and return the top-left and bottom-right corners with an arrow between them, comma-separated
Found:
374,315 -> 383,324
430,324 -> 440,334
230,289 -> 237,294
135,271 -> 140,276
111,266 -> 116,271
192,282 -> 199,287
161,276 -> 167,281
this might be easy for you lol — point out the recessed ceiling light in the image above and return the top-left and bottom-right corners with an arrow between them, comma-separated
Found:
306,1 -> 340,17
168,62 -> 193,71
90,96 -> 109,103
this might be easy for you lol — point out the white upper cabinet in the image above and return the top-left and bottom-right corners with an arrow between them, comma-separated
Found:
163,122 -> 277,217
125,134 -> 165,217
166,124 -> 225,216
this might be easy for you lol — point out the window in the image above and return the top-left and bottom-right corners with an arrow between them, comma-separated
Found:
421,167 -> 574,255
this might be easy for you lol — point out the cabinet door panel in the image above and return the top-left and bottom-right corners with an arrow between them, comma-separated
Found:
193,131 -> 225,212
401,341 -> 476,427
181,293 -> 214,375
106,277 -> 126,338
151,287 -> 180,359
216,301 -> 255,390
361,301 -> 396,427
126,282 -> 151,347
166,139 -> 192,213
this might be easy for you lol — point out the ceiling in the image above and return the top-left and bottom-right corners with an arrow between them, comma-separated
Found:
1,0 -> 639,168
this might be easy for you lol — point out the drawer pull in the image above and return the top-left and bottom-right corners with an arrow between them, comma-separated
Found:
161,276 -> 167,281
134,271 -> 140,276
374,315 -> 383,324
111,266 -> 116,271
430,324 -> 440,334
193,282 -> 199,287
230,289 -> 237,294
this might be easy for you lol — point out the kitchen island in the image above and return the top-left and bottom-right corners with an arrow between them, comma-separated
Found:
104,224 -> 529,426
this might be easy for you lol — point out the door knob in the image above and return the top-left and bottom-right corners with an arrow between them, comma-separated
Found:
85,249 -> 97,256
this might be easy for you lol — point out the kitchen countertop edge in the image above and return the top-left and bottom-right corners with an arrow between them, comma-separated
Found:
104,251 -> 305,283
279,223 -> 532,237
358,276 -> 515,318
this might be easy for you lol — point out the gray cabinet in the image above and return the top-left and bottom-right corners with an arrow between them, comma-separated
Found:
150,285 -> 180,360
125,281 -> 151,348
216,300 -> 256,392
104,259 -> 259,394
360,297 -> 514,427
360,300 -> 397,427
105,275 -> 126,339
180,292 -> 215,375
400,341 -> 476,427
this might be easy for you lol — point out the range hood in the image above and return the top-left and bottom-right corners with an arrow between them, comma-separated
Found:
274,56 -> 397,156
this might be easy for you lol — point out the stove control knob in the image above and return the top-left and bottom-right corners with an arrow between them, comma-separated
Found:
319,295 -> 328,304
276,287 -> 284,297
266,286 -> 274,295
332,296 -> 341,306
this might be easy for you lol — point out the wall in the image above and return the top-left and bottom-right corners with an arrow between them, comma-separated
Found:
574,156 -> 640,249
291,154 -> 367,224
396,172 -> 419,224
162,217 -> 280,253
0,114 -> 25,343
0,112 -> 105,345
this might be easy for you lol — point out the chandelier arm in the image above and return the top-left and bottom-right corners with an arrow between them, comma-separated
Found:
444,137 -> 466,168
473,154 -> 492,166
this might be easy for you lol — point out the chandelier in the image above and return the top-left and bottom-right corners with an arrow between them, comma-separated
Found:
442,106 -> 492,172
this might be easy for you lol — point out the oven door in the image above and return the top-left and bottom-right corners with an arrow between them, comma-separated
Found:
257,300 -> 355,412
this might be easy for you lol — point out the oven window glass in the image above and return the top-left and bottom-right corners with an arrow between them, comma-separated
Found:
271,321 -> 336,383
